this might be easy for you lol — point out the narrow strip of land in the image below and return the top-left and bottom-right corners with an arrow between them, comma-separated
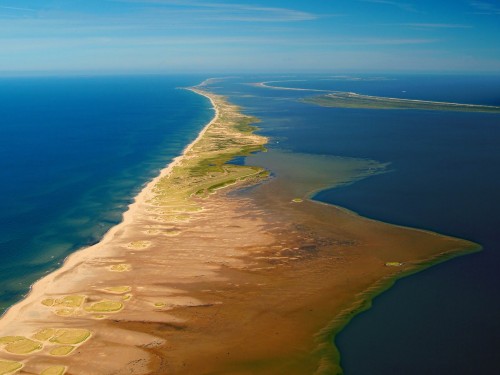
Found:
303,92 -> 500,113
0,85 -> 479,375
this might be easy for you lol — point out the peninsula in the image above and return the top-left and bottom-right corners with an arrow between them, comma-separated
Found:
0,85 -> 478,375
303,92 -> 500,113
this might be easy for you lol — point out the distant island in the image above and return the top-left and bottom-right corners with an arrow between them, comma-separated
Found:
303,92 -> 500,113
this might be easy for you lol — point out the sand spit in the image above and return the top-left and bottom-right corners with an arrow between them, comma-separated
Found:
0,86 -> 477,375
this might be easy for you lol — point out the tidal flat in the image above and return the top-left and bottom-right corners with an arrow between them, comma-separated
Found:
0,83 -> 477,375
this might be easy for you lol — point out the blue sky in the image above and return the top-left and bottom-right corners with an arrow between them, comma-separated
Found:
1,0 -> 499,74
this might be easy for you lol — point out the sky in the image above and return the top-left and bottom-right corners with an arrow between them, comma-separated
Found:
0,0 -> 499,74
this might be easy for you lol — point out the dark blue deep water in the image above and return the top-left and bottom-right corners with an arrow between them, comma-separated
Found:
0,75 -> 212,312
213,75 -> 500,375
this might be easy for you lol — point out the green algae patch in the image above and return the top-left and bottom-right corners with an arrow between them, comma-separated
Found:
102,286 -> 132,294
57,295 -> 85,308
125,241 -> 151,249
42,295 -> 85,309
41,298 -> 54,307
49,346 -> 75,356
85,301 -> 123,313
385,262 -> 403,267
41,365 -> 66,375
108,264 -> 131,272
303,92 -> 500,113
0,336 -> 42,354
33,328 -> 56,342
49,329 -> 91,345
150,88 -> 269,216
54,309 -> 74,317
0,360 -> 23,375
0,338 -> 19,344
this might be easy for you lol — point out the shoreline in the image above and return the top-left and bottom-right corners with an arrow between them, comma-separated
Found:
0,80 -> 478,374
326,240 -> 481,372
254,79 -> 500,112
0,86 -> 220,330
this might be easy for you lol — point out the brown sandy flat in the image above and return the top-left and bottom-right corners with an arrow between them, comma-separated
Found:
0,89 -> 476,375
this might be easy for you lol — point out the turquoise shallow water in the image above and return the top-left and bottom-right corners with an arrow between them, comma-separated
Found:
0,75 -> 212,312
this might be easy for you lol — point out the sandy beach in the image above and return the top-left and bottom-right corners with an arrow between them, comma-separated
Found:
0,86 -> 478,375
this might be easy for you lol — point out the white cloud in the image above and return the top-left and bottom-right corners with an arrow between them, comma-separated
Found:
109,0 -> 318,22
360,0 -> 419,13
401,23 -> 472,29
469,1 -> 500,15
0,5 -> 36,12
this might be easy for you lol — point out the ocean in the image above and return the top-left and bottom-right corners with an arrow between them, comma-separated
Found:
0,74 -> 499,374
209,74 -> 500,375
0,75 -> 212,312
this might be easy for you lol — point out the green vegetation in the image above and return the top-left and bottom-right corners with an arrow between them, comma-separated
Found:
303,92 -> 500,113
108,263 -> 131,272
49,346 -> 75,356
49,328 -> 91,345
85,301 -> 123,313
125,240 -> 151,249
0,336 -> 42,354
33,328 -> 56,341
41,295 -> 85,308
385,262 -> 403,267
151,89 -> 268,212
41,365 -> 66,375
0,360 -> 23,375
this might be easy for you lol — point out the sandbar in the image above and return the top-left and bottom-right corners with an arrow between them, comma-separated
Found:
0,82 -> 478,374
303,92 -> 500,113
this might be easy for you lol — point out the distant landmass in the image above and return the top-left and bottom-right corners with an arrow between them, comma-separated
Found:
303,92 -> 500,113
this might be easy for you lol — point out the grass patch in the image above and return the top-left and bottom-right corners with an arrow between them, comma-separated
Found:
41,365 -> 66,375
85,301 -> 123,313
50,329 -> 91,345
0,336 -> 42,354
49,346 -> 75,356
33,328 -> 56,341
108,264 -> 131,272
151,89 -> 269,214
0,360 -> 22,375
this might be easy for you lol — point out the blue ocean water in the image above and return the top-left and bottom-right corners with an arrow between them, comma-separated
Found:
0,75 -> 212,312
212,75 -> 500,375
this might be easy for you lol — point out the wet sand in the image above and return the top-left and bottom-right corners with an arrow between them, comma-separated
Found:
0,87 -> 477,375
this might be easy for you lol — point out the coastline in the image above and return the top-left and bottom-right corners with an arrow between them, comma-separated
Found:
0,81 -> 478,375
0,87 -> 220,331
324,240 -> 481,373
